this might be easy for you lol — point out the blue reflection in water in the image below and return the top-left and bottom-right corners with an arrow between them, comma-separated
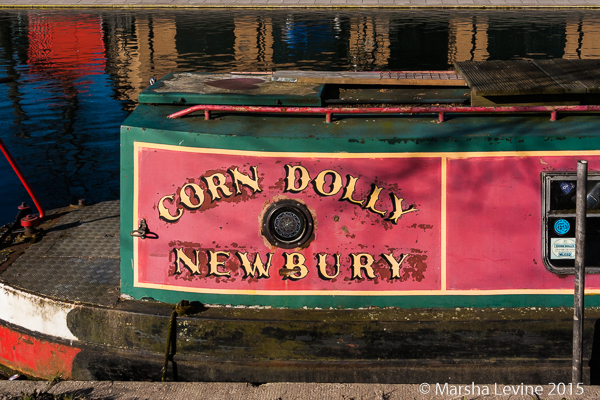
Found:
283,18 -> 341,53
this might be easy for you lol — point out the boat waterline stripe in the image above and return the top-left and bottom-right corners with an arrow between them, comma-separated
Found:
0,283 -> 77,341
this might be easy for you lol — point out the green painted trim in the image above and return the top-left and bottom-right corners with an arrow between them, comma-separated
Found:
119,286 -> 600,308
139,72 -> 324,106
122,104 -> 600,154
139,91 -> 323,106
120,126 -> 136,300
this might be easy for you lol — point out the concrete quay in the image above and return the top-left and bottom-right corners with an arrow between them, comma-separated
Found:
2,381 -> 600,400
0,0 -> 599,9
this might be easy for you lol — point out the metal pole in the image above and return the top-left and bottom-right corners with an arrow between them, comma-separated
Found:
0,138 -> 45,220
573,160 -> 588,384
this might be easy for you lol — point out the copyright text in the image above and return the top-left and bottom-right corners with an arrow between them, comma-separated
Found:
417,382 -> 584,396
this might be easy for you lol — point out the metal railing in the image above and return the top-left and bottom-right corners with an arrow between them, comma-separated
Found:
0,138 -> 45,227
167,104 -> 600,123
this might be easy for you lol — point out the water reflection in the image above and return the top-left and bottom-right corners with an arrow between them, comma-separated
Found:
235,16 -> 273,71
2,9 -> 600,224
564,15 -> 600,59
28,14 -> 105,79
47,10 -> 600,101
347,16 -> 390,70
448,15 -> 489,63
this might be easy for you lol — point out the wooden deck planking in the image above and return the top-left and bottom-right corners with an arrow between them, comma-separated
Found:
550,59 -> 600,94
532,59 -> 591,94
272,70 -> 467,87
456,59 -> 600,98
454,60 -> 565,96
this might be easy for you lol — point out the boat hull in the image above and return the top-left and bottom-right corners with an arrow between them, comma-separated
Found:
2,279 -> 599,383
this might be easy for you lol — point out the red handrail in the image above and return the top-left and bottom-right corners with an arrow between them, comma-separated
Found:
167,104 -> 600,123
0,138 -> 45,226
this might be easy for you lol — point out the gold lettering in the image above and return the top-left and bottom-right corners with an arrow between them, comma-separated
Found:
386,194 -> 418,224
173,248 -> 201,275
381,252 -> 410,279
313,169 -> 343,197
179,183 -> 205,210
207,250 -> 231,277
283,252 -> 309,280
340,174 -> 364,206
203,173 -> 233,202
350,253 -> 376,279
237,252 -> 272,278
284,165 -> 311,193
316,253 -> 340,280
158,194 -> 183,222
229,166 -> 262,195
363,184 -> 387,217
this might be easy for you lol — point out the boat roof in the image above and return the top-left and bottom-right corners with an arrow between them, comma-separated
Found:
456,59 -> 600,96
139,60 -> 600,107
124,61 -> 600,152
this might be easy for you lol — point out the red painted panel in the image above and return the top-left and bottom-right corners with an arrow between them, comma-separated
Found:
136,146 -> 441,293
0,325 -> 79,379
447,155 -> 600,290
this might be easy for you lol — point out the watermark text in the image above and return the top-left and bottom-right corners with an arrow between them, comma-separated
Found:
418,382 -> 585,396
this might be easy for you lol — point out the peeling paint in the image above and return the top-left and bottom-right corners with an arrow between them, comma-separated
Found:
0,283 -> 78,341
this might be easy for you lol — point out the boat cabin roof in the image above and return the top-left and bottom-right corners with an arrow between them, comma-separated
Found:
139,60 -> 600,108
456,59 -> 600,96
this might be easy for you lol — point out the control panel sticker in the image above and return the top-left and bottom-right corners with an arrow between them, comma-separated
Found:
551,238 -> 576,260
554,219 -> 571,235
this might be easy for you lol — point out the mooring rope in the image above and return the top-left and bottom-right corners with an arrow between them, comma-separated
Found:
161,300 -> 191,382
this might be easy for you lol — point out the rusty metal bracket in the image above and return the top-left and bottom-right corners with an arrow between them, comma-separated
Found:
130,219 -> 148,239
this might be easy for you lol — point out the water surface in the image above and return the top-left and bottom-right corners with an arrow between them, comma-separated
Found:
1,9 -> 600,224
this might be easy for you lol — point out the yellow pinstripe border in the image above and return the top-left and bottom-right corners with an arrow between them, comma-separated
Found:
133,144 -> 140,287
441,156 -> 447,292
132,143 -> 600,159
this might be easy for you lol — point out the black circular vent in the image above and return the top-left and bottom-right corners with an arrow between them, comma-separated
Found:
262,200 -> 314,249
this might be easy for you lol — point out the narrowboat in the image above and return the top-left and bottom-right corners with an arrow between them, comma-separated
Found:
3,60 -> 600,383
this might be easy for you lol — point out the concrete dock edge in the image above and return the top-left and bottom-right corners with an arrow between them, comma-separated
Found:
3,382 -> 600,399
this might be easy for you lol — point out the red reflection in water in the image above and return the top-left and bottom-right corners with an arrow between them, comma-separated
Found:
27,14 -> 105,86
